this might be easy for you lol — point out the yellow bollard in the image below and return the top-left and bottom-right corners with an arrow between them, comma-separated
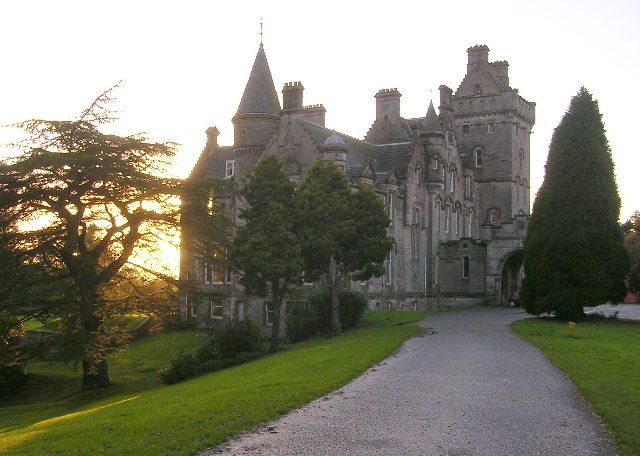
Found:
567,321 -> 576,337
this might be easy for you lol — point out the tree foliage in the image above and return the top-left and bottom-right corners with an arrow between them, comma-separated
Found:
522,88 -> 628,319
296,159 -> 392,333
622,211 -> 640,292
230,156 -> 303,352
0,87 -> 220,388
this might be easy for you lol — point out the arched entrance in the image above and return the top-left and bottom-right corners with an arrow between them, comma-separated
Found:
500,249 -> 523,304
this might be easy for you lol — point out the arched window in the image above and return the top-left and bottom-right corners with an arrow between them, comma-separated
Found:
468,208 -> 474,237
455,206 -> 460,236
415,165 -> 422,185
435,200 -> 441,232
489,207 -> 500,224
465,176 -> 472,199
411,207 -> 421,260
474,84 -> 482,95
474,148 -> 483,168
519,148 -> 525,172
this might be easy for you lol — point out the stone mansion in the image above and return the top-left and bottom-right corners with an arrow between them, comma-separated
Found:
179,43 -> 535,326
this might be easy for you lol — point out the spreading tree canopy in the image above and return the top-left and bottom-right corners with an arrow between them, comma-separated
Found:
296,159 -> 392,333
231,156 -> 303,352
522,88 -> 628,319
0,87 -> 226,389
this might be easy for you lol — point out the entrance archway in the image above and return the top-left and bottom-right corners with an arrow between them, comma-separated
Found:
500,249 -> 523,304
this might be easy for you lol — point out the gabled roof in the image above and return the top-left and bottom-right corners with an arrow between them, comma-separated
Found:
236,44 -> 281,116
423,101 -> 443,135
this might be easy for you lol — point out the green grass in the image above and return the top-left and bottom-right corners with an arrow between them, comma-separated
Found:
1,316 -> 423,455
512,318 -> 640,456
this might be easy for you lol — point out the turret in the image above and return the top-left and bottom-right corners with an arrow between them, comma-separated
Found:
322,133 -> 348,172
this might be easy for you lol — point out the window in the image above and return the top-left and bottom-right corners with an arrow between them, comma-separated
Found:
415,165 -> 422,185
264,302 -> 274,325
204,251 -> 231,285
225,160 -> 235,178
236,301 -> 244,322
462,124 -> 470,135
435,202 -> 441,232
431,158 -> 439,170
447,131 -> 454,146
474,84 -> 482,95
441,165 -> 446,186
515,124 -> 520,136
188,297 -> 197,318
465,176 -> 472,199
474,148 -> 483,168
434,255 -> 439,285
449,169 -> 456,192
385,248 -> 395,286
455,208 -> 460,235
444,206 -> 451,233
468,209 -> 474,237
387,191 -> 395,226
210,298 -> 223,319
489,208 -> 500,224
487,123 -> 495,133
462,256 -> 470,279
519,148 -> 525,172
411,207 -> 421,260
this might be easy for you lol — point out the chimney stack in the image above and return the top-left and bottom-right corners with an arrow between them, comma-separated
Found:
467,44 -> 490,74
282,81 -> 304,110
375,88 -> 401,120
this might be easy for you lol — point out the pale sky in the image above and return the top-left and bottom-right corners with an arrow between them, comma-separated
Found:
1,0 -> 639,221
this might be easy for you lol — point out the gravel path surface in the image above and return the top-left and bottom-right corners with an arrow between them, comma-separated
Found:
201,307 -> 615,456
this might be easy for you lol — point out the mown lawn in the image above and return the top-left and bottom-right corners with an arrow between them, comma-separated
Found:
1,315 -> 424,455
512,318 -> 640,456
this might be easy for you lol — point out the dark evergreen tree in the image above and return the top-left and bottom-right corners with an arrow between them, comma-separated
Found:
522,88 -> 628,319
230,156 -> 303,352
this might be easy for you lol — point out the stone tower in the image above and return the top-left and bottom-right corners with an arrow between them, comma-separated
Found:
232,43 -> 281,181
451,45 -> 536,225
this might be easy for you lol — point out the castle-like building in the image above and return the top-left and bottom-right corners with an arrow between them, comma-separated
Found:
180,43 -> 535,326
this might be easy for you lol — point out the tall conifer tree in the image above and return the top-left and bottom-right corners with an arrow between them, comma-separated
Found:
522,88 -> 628,319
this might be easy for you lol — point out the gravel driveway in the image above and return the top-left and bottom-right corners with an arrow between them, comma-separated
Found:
202,307 -> 615,456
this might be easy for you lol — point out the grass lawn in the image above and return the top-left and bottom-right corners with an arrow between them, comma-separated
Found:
512,318 -> 640,456
1,313 -> 425,455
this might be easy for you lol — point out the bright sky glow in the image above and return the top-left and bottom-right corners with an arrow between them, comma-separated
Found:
1,0 -> 639,228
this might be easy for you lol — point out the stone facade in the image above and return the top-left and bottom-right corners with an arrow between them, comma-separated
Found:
180,43 -> 535,328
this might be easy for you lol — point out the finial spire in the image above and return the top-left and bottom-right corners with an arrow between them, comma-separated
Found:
259,17 -> 263,45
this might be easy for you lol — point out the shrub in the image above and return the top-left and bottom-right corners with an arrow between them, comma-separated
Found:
285,301 -> 321,343
218,320 -> 262,356
160,352 -> 200,385
0,363 -> 28,396
286,288 -> 368,342
194,335 -> 221,363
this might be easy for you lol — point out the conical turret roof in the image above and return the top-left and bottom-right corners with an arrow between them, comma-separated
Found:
236,44 -> 281,116
424,101 -> 443,135
322,133 -> 348,152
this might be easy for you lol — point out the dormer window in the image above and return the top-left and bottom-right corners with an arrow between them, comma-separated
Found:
225,160 -> 235,178
474,84 -> 482,95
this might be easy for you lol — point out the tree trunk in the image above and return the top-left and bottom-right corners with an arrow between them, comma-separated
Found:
327,256 -> 342,335
82,357 -> 110,389
80,302 -> 110,390
270,282 -> 282,353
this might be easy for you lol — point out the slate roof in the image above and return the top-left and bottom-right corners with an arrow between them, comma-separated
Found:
375,142 -> 414,180
236,44 -> 281,116
322,133 -> 348,152
423,101 -> 443,134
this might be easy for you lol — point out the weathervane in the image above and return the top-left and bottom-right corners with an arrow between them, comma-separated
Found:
260,17 -> 263,44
